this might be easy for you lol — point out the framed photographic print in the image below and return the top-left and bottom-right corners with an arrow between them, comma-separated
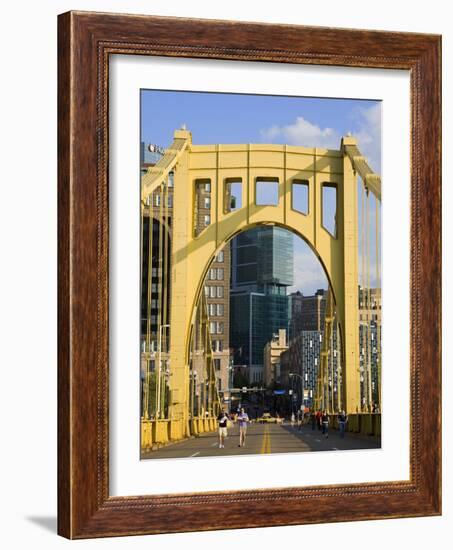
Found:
58,11 -> 441,538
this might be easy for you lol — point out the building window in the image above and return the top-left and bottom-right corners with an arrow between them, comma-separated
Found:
168,172 -> 174,187
155,194 -> 161,207
209,322 -> 216,334
209,303 -> 216,316
216,303 -> 224,316
205,182 -> 211,192
217,378 -> 222,391
217,268 -> 224,280
209,286 -> 216,298
209,268 -> 217,280
214,359 -> 221,371
217,322 -> 224,334
204,214 -> 211,226
204,286 -> 210,297
204,197 -> 211,209
216,286 -> 223,298
216,250 -> 224,262
167,195 -> 173,208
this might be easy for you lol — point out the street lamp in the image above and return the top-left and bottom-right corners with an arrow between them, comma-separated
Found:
289,372 -> 304,414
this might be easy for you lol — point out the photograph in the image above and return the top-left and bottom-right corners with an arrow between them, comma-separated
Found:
139,90 -> 382,459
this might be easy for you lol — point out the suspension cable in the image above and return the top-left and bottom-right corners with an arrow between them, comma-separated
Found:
144,191 -> 154,419
376,198 -> 381,410
360,180 -> 365,411
155,183 -> 164,419
366,189 -> 372,412
161,176 -> 169,419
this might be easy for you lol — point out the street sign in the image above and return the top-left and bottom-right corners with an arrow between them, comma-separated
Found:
273,390 -> 286,395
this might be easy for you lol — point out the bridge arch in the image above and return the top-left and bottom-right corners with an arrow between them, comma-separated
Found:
187,220 -> 339,364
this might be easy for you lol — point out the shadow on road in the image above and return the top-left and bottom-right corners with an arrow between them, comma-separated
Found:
279,423 -> 381,451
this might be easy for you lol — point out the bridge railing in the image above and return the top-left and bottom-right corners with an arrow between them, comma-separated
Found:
327,413 -> 381,437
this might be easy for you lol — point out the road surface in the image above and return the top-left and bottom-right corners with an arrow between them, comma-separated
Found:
141,422 -> 380,460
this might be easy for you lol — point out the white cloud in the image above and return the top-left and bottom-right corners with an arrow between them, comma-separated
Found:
260,103 -> 381,174
353,103 -> 381,174
261,116 -> 340,149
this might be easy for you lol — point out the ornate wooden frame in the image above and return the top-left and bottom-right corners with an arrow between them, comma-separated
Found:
58,11 -> 441,539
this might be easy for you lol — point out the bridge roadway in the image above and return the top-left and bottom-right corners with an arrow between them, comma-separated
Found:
142,422 -> 380,459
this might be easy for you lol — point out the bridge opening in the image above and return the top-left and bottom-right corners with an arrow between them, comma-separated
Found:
292,180 -> 309,215
194,179 -> 212,237
255,177 -> 279,206
224,178 -> 243,212
322,182 -> 338,238
188,223 -> 342,422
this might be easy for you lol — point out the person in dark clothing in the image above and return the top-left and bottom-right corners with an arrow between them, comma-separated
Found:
337,409 -> 348,438
316,410 -> 322,431
311,411 -> 316,430
322,410 -> 329,438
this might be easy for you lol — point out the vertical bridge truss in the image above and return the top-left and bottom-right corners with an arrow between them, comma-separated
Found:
314,144 -> 381,414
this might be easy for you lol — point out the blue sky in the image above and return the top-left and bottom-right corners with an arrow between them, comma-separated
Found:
141,90 -> 381,295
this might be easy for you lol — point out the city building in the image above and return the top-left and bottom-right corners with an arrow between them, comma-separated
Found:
289,289 -> 327,340
229,226 -> 293,385
140,141 -> 166,169
359,286 -> 382,410
281,330 -> 322,409
204,248 -> 231,397
140,144 -> 231,404
263,329 -> 288,386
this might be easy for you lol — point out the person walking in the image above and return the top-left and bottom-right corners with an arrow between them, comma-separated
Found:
322,410 -> 329,438
297,410 -> 304,431
316,409 -> 322,431
237,407 -> 250,447
217,408 -> 230,449
337,409 -> 348,439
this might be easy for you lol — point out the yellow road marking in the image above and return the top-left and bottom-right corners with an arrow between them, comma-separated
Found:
261,424 -> 271,454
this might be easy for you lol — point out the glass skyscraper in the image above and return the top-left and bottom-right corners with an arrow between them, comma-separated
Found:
230,226 -> 293,385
